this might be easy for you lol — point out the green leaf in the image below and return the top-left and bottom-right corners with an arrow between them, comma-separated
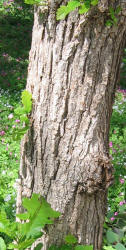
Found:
119,204 -> 126,213
79,3 -> 90,14
103,247 -> 115,250
21,90 -> 32,114
20,114 -> 29,124
91,0 -> 98,6
75,245 -> 93,250
106,20 -> 113,26
67,1 -> 81,11
109,7 -> 117,24
14,106 -> 26,115
56,6 -> 69,20
57,1 -> 80,20
16,212 -> 30,220
34,243 -> 43,250
24,0 -> 42,5
12,127 -> 29,141
0,210 -> 16,238
17,194 -> 61,240
106,229 -> 119,244
8,238 -> 35,250
115,243 -> 126,250
65,234 -> 77,244
0,237 -> 6,250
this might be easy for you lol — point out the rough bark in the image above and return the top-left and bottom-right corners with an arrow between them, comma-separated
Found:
16,1 -> 126,249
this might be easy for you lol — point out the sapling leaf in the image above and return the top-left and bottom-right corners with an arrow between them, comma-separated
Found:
8,238 -> 35,250
56,6 -> 69,20
106,229 -> 119,244
79,3 -> 90,14
115,243 -> 126,250
57,1 -> 80,20
0,237 -> 6,250
0,210 -> 16,238
24,0 -> 42,5
16,212 -> 30,220
119,204 -> 126,213
103,247 -> 115,250
12,127 -> 29,141
16,194 -> 61,240
67,1 -> 81,11
91,0 -> 98,6
21,90 -> 32,114
20,114 -> 29,124
14,106 -> 26,115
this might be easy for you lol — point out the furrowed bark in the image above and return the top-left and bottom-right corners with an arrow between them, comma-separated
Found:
16,1 -> 126,249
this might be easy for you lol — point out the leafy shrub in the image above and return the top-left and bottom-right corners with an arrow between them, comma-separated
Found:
109,90 -> 126,211
103,90 -> 126,250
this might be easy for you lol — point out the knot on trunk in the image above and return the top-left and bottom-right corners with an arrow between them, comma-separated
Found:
79,154 -> 114,194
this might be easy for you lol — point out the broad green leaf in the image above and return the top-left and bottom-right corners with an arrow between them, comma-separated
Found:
56,6 -> 69,20
17,194 -> 61,239
0,210 -> 15,238
20,114 -> 29,124
106,229 -> 119,244
67,1 -> 81,11
65,234 -> 77,244
103,247 -> 115,250
119,204 -> 126,213
114,228 -> 124,239
14,106 -> 26,115
12,127 -> 29,141
0,237 -> 6,250
24,0 -> 42,4
21,90 -> 32,114
115,243 -> 126,250
75,245 -> 93,250
91,0 -> 98,6
16,212 -> 29,220
57,1 -> 80,20
8,238 -> 35,250
34,243 -> 43,250
79,3 -> 90,14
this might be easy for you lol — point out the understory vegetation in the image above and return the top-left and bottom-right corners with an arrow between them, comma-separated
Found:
0,0 -> 126,249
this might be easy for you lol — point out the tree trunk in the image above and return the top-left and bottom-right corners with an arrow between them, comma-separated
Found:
16,1 -> 126,249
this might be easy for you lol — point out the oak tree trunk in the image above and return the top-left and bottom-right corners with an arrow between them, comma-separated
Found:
16,1 -> 126,249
